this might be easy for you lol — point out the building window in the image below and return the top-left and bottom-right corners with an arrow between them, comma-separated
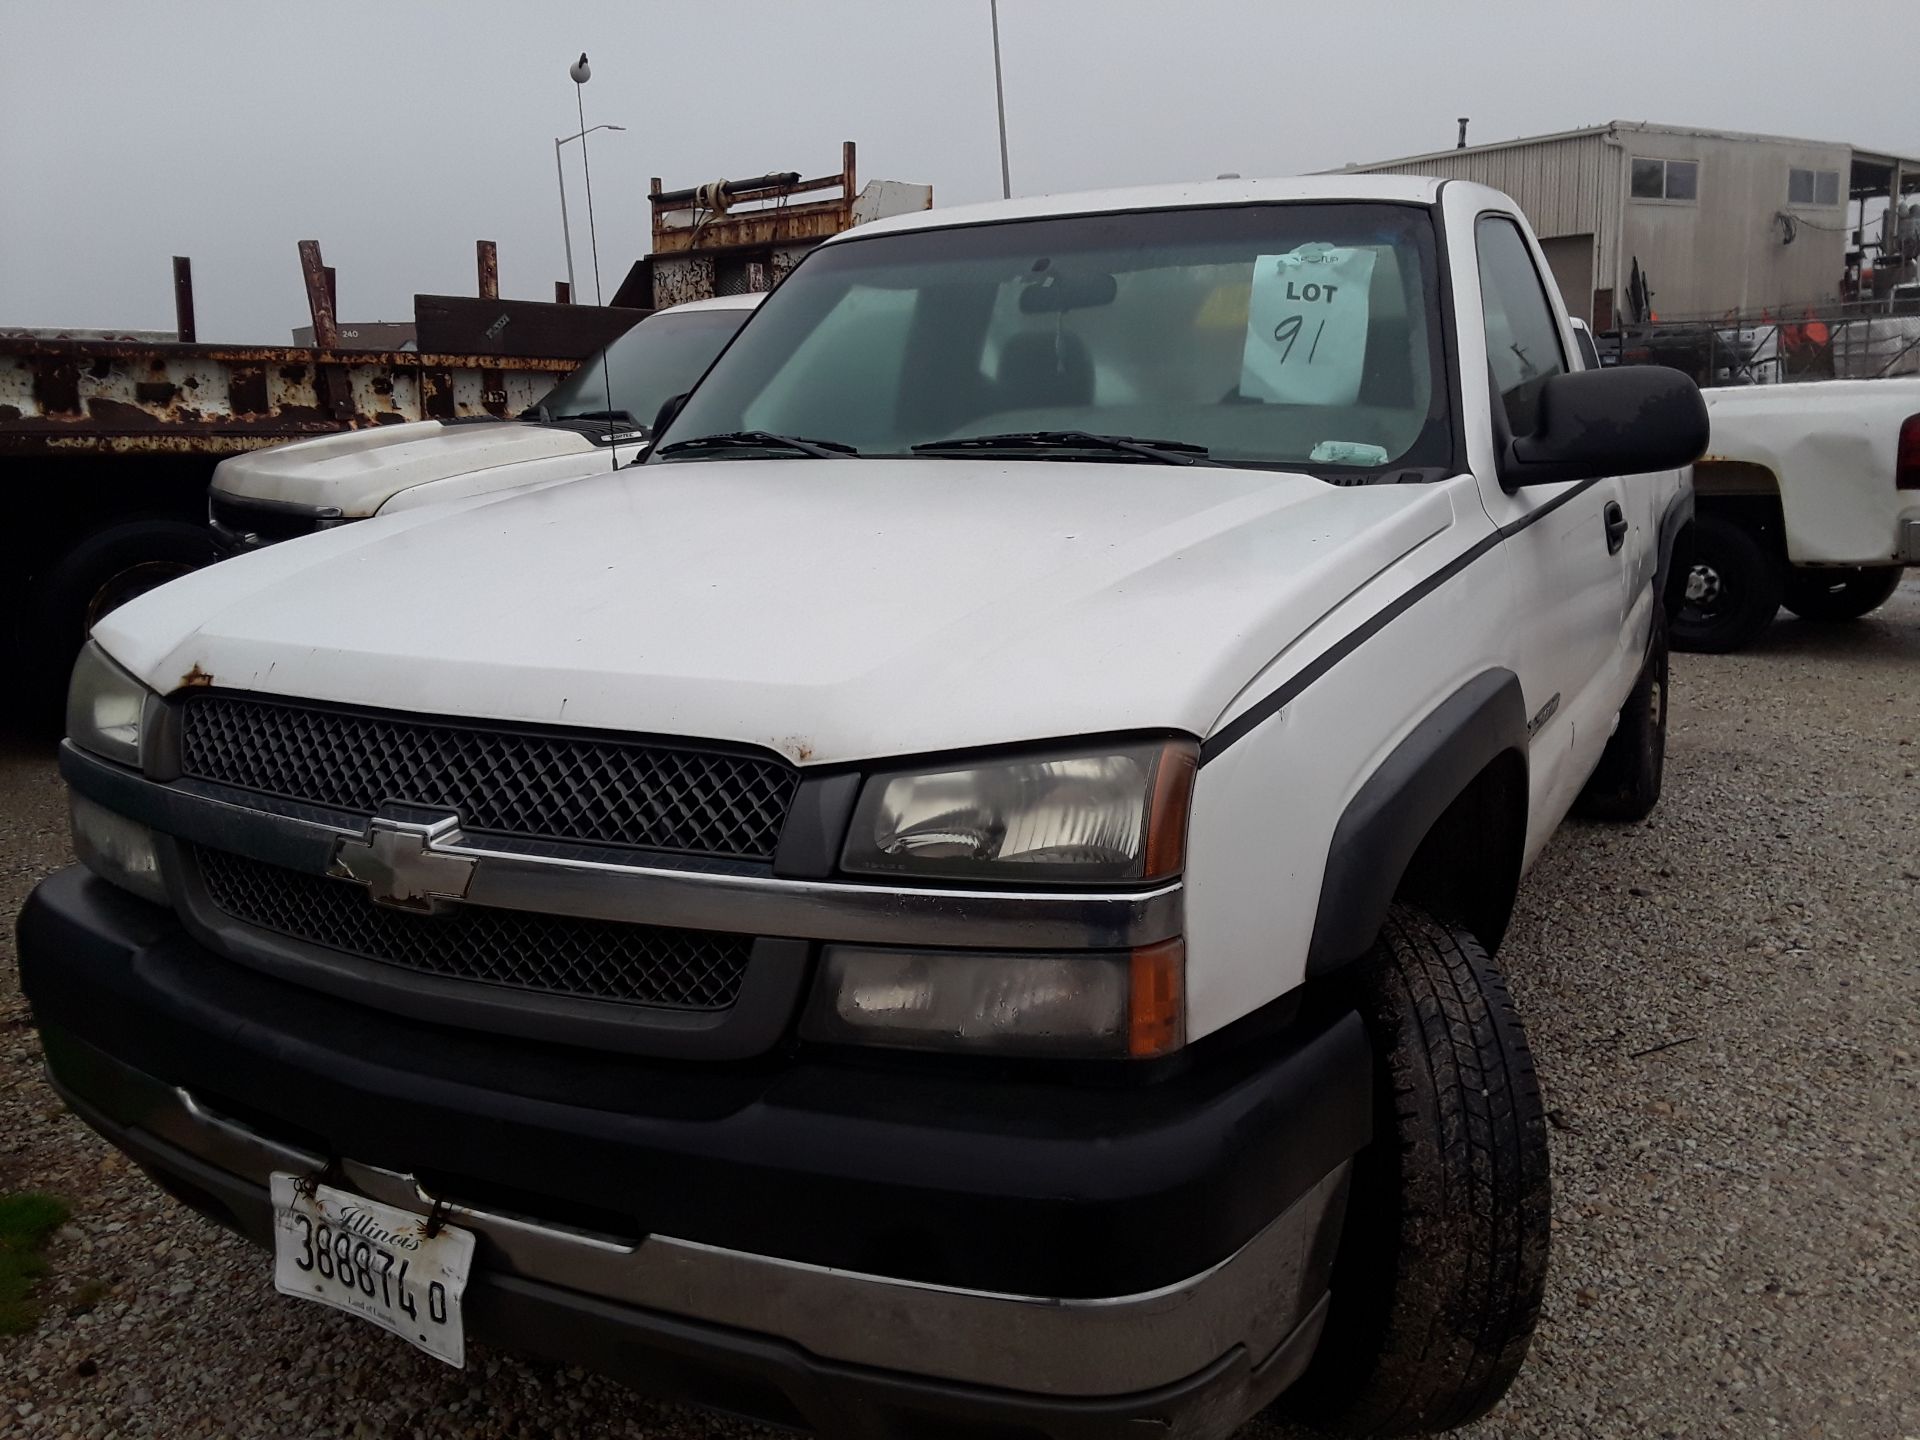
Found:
1788,167 -> 1841,207
1631,157 -> 1698,202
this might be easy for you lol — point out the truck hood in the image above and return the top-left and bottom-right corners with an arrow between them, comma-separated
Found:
208,419 -> 608,517
98,460 -> 1456,763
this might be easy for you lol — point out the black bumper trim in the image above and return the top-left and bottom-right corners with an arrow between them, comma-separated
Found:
58,1078 -> 1328,1440
20,866 -> 1370,1299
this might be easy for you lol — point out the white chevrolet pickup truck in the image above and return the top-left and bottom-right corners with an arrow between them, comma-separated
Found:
204,293 -> 760,552
24,177 -> 1705,1439
1677,377 -> 1919,650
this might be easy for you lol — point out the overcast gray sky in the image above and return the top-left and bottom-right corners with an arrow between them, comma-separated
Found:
4,0 -> 1914,342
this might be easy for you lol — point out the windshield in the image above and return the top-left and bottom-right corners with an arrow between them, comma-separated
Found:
656,203 -> 1450,475
541,307 -> 750,426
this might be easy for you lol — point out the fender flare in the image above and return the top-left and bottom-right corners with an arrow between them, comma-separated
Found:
1653,486 -> 1696,616
1305,668 -> 1528,976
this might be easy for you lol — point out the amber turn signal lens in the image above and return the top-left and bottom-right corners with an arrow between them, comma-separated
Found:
1128,938 -> 1186,1058
1142,740 -> 1199,881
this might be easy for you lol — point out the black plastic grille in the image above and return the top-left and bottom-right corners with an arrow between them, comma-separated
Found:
179,695 -> 798,860
194,847 -> 751,1011
208,494 -> 330,546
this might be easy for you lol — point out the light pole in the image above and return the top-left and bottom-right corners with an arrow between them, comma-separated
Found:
555,121 -> 624,301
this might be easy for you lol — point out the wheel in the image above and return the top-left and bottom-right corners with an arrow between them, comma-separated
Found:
1573,604 -> 1668,822
1780,565 -> 1903,622
23,517 -> 215,716
1283,906 -> 1551,1436
1671,513 -> 1782,653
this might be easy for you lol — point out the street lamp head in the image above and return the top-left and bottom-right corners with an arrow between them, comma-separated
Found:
570,53 -> 590,85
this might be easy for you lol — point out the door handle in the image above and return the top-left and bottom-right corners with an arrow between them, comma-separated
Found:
1603,501 -> 1628,555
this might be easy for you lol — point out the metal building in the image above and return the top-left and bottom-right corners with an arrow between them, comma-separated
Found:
1346,122 -> 1918,325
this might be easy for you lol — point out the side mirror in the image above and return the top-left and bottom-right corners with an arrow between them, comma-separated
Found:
650,391 -> 689,444
1503,367 -> 1707,487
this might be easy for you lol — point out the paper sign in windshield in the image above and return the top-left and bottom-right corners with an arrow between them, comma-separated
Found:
1242,245 -> 1376,407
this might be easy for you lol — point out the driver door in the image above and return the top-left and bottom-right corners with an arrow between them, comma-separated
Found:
1468,210 -> 1634,846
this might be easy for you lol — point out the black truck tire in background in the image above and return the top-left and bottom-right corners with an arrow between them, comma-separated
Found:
1282,905 -> 1550,1436
21,517 -> 214,722
1573,604 -> 1668,822
1672,512 -> 1784,653
1780,564 -> 1905,623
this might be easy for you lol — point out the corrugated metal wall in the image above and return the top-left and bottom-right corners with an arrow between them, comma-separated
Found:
1352,133 -> 1622,311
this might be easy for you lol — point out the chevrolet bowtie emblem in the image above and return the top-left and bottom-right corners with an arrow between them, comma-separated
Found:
328,817 -> 477,913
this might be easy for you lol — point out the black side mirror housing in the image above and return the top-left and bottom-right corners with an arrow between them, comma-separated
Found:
650,391 -> 690,445
1502,367 -> 1708,487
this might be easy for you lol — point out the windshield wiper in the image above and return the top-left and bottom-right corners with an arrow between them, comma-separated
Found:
656,430 -> 859,460
910,430 -> 1218,466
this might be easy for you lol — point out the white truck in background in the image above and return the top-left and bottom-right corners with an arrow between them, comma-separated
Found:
1675,378 -> 1920,651
204,144 -> 936,554
207,294 -> 761,552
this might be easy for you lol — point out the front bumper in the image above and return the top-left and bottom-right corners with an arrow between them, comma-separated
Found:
21,869 -> 1368,1437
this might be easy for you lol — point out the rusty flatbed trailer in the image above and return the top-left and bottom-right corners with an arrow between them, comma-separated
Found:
0,243 -> 587,717
2,157 -> 921,719
0,337 -> 573,454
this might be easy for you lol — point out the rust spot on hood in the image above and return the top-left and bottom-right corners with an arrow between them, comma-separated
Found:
180,664 -> 213,688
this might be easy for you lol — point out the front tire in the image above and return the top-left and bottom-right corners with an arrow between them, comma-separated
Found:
1672,513 -> 1782,653
1780,564 -> 1904,622
1284,906 -> 1551,1436
1574,604 -> 1668,822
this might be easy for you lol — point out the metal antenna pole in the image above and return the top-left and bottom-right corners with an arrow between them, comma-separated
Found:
575,85 -> 606,308
990,0 -> 1011,199
555,138 -> 577,298
572,82 -> 617,469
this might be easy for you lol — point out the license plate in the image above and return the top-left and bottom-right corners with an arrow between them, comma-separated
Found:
270,1173 -> 475,1367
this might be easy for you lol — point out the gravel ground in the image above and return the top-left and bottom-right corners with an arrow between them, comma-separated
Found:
3,584 -> 1917,1440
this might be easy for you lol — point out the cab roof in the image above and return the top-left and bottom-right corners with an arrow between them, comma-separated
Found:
829,173 -> 1449,244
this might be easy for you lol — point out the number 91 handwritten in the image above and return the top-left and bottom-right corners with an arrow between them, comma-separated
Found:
1271,314 -> 1328,364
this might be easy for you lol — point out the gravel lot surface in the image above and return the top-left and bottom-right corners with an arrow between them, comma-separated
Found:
3,584 -> 1917,1440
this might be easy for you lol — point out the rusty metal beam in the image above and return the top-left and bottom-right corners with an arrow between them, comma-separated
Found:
477,240 -> 500,300
298,241 -> 339,350
0,337 -> 574,461
172,257 -> 196,344
0,337 -> 576,368
650,200 -> 853,255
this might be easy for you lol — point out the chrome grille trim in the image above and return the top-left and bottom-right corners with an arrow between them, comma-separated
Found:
62,742 -> 1186,950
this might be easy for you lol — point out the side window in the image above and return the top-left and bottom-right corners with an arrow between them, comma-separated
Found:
1571,322 -> 1601,372
1476,217 -> 1567,436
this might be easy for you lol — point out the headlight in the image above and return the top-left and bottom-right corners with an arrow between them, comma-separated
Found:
801,940 -> 1184,1058
67,642 -> 152,767
840,739 -> 1197,882
70,793 -> 169,907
